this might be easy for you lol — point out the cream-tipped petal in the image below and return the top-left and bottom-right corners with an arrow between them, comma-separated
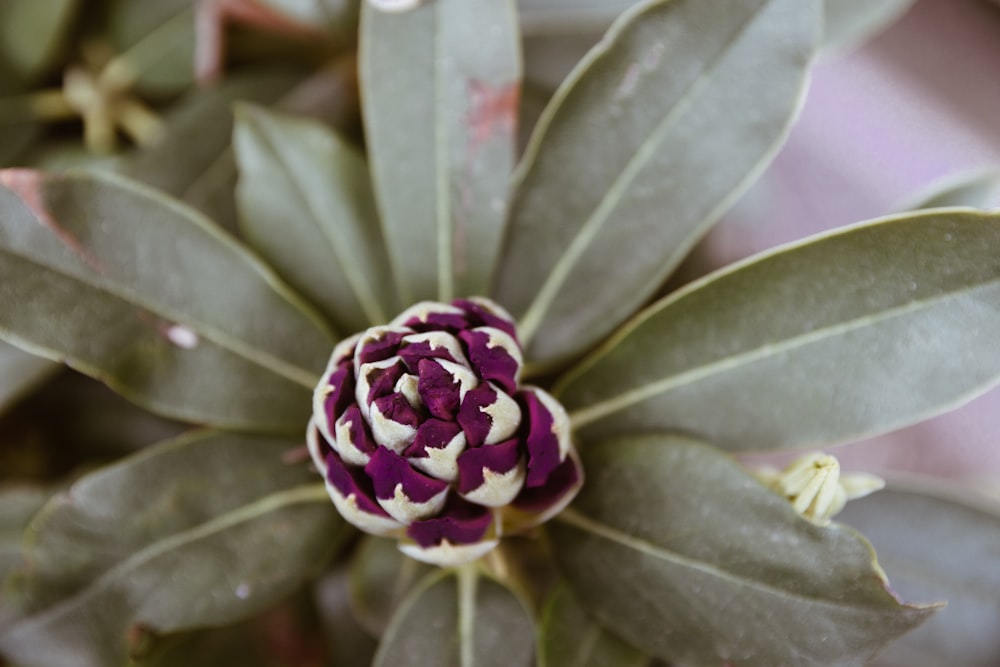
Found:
369,400 -> 419,453
528,386 -> 572,461
461,462 -> 526,508
408,430 -> 466,482
398,539 -> 499,567
327,484 -> 404,535
481,386 -> 521,444
377,483 -> 450,524
389,302 -> 465,328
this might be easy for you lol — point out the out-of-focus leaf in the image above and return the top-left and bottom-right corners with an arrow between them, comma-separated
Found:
0,431 -> 343,667
0,122 -> 41,167
538,583 -> 649,667
124,69 -> 303,232
0,0 -> 79,81
518,0 -> 634,35
495,0 -> 820,367
257,0 -> 361,40
373,568 -> 534,667
108,0 -> 196,95
234,104 -> 397,332
0,341 -> 58,414
895,168 -> 1000,212
549,435 -> 936,667
0,169 -> 335,431
348,536 -> 432,636
838,481 -> 1000,667
315,569 -> 379,667
0,486 -> 49,630
558,210 -> 1000,451
360,0 -> 521,303
135,624 -> 271,667
822,0 -> 914,56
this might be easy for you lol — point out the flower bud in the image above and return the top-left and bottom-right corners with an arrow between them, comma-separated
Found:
308,298 -> 583,566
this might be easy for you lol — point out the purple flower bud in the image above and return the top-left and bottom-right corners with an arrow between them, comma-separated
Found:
308,298 -> 583,566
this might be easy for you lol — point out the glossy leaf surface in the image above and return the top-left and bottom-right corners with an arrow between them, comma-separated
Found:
360,0 -> 521,303
496,0 -> 820,365
0,431 -> 343,667
839,482 -> 1000,667
234,104 -> 398,332
373,569 -> 534,667
559,210 -> 1000,451
549,435 -> 935,666
0,169 -> 334,431
538,583 -> 648,667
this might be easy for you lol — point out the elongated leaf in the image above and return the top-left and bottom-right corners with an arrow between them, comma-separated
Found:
0,431 -> 344,667
558,210 -> 1000,451
125,69 -> 303,232
360,0 -> 521,303
518,0 -> 634,35
348,536 -> 431,636
495,0 -> 820,366
538,583 -> 649,667
0,0 -> 79,81
256,0 -> 361,39
0,486 -> 49,631
549,435 -> 935,667
234,104 -> 398,333
822,0 -> 914,55
838,481 -> 1000,667
373,569 -> 534,667
0,341 -> 57,413
108,0 -> 196,95
896,168 -> 1000,212
0,169 -> 335,431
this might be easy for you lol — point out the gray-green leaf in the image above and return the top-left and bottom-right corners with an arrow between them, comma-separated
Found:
496,0 -> 821,366
0,169 -> 335,431
0,431 -> 344,667
349,536 -> 432,637
234,104 -> 398,332
108,0 -> 196,95
822,0 -> 914,56
538,583 -> 649,667
360,0 -> 521,303
558,210 -> 1000,451
0,340 -> 57,414
0,486 -> 49,631
895,168 -> 1000,212
374,568 -> 534,667
0,0 -> 79,81
838,482 -> 1000,667
549,435 -> 936,667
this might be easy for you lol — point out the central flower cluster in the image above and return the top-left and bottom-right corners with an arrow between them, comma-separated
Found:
307,298 -> 582,565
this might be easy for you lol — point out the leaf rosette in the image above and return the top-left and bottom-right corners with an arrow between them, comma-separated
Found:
307,298 -> 582,566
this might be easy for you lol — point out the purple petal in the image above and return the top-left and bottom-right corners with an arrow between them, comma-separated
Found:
452,299 -> 517,339
406,497 -> 493,547
365,446 -> 448,503
457,383 -> 499,447
399,339 -> 457,371
459,329 -> 519,393
405,419 -> 465,458
404,311 -> 468,332
456,438 -> 522,495
336,405 -> 378,458
325,450 -> 391,519
512,454 -> 582,515
363,359 -> 408,403
417,358 -> 462,420
520,390 -> 561,487
323,362 -> 356,425
358,330 -> 407,364
371,393 -> 424,429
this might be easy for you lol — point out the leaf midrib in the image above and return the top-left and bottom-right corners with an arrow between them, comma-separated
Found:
1,483 -> 329,641
568,277 -> 1000,428
0,245 -> 319,388
556,508 -> 905,613
516,0 -> 766,343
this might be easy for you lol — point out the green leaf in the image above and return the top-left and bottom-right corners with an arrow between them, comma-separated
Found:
822,0 -> 914,56
518,0 -> 635,35
0,430 -> 344,667
234,104 -> 398,333
108,0 -> 196,95
0,0 -> 79,81
495,0 -> 821,366
549,435 -> 936,667
360,0 -> 522,303
0,486 -> 49,630
374,568 -> 534,667
538,583 -> 649,667
0,340 -> 57,414
896,168 -> 1000,212
0,169 -> 335,431
348,536 -> 432,636
124,69 -> 304,233
558,210 -> 1000,451
315,570 -> 380,667
838,481 -> 1000,667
